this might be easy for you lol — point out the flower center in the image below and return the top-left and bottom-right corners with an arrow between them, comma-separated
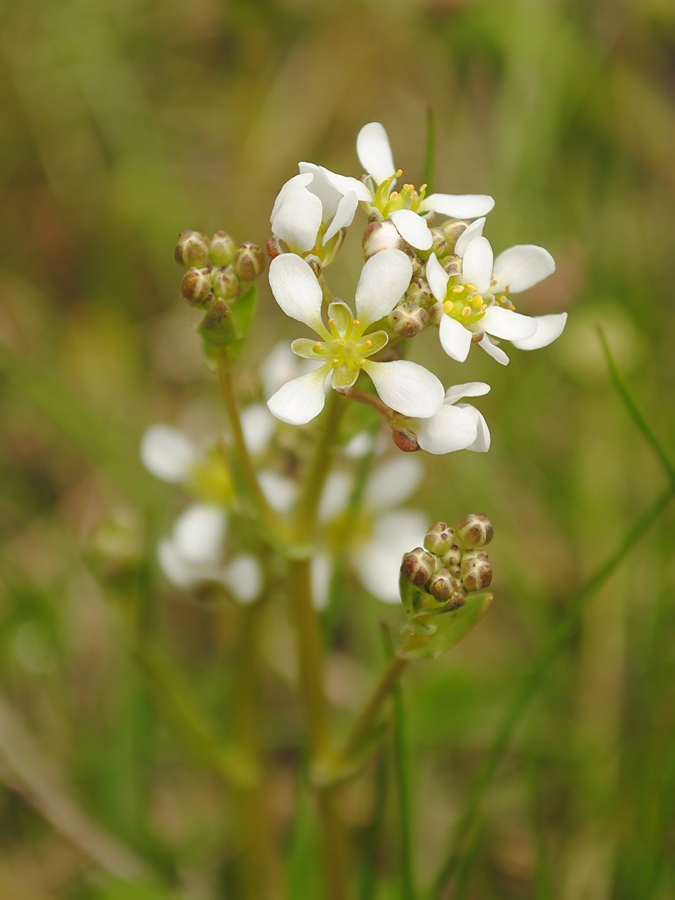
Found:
311,312 -> 388,373
442,282 -> 489,326
373,170 -> 428,217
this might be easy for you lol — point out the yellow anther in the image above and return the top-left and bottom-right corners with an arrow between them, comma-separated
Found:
396,169 -> 403,178
505,285 -> 510,293
315,342 -> 323,349
353,319 -> 360,326
481,303 -> 487,312
390,191 -> 399,200
365,339 -> 372,347
419,183 -> 427,192
328,318 -> 335,325
471,295 -> 483,308
452,285 -> 464,294
332,358 -> 340,366
462,306 -> 471,318
465,283 -> 477,292
358,358 -> 366,366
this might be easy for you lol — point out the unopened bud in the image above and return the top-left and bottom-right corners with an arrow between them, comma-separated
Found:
403,248 -> 425,278
441,543 -> 462,576
209,230 -> 237,267
181,268 -> 213,307
233,242 -> 265,281
401,547 -> 436,587
391,425 -> 420,453
430,226 -> 449,256
441,254 -> 462,277
406,277 -> 434,309
267,236 -> 285,260
427,301 -> 444,326
428,568 -> 459,603
304,254 -> 322,277
198,298 -> 238,347
460,552 -> 493,592
456,512 -> 494,548
363,220 -> 404,258
212,266 -> 239,300
441,220 -> 469,249
424,522 -> 456,556
175,231 -> 211,268
388,301 -> 429,338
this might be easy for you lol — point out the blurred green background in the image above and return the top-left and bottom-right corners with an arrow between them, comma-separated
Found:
1,0 -> 675,896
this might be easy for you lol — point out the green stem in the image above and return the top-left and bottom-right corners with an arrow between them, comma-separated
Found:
217,349 -> 283,539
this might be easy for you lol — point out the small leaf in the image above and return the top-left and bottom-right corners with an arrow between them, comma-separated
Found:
229,284 -> 259,360
198,299 -> 239,348
398,592 -> 493,661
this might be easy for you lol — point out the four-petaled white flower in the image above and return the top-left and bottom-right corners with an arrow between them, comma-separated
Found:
400,382 -> 491,455
266,249 -> 445,425
426,238 -> 568,365
297,122 -> 495,252
270,170 -> 359,257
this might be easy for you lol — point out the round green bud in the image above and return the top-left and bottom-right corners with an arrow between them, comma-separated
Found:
388,301 -> 429,338
401,547 -> 436,587
460,553 -> 493,592
441,254 -> 462,277
181,267 -> 213,306
212,265 -> 239,300
428,567 -> 459,603
424,522 -> 456,556
441,543 -> 462,576
175,231 -> 211,268
405,277 -> 434,309
209,230 -> 237,267
233,242 -> 265,281
456,512 -> 494,548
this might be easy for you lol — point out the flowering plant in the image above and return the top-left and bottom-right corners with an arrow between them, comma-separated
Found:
136,120 -> 566,897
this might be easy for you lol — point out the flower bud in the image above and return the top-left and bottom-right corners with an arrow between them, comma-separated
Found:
212,265 -> 239,301
441,543 -> 462,576
428,567 -> 459,603
304,254 -> 323,277
430,226 -> 449,256
362,220 -> 404,258
427,301 -> 444,326
391,425 -> 420,453
209,230 -> 237,267
460,553 -> 493,592
424,522 -> 456,556
181,268 -> 213,307
401,547 -> 435,587
406,277 -> 434,308
175,231 -> 211,268
388,301 -> 429,338
233,242 -> 265,281
403,248 -> 425,278
441,220 -> 468,249
441,254 -> 462,277
266,236 -> 285,260
456,512 -> 494,548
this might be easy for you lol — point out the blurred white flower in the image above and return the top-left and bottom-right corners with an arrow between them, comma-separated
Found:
401,382 -> 491,455
141,425 -> 198,483
297,122 -> 494,251
427,239 -> 567,365
266,249 -> 444,425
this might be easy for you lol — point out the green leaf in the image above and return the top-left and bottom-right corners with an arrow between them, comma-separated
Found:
229,283 -> 259,360
196,285 -> 259,358
398,592 -> 493,661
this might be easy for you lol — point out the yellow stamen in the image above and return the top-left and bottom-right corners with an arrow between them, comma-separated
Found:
358,358 -> 366,366
465,283 -> 477,292
353,319 -> 360,327
328,318 -> 335,325
452,285 -> 464,294
462,306 -> 471,318
471,295 -> 483,308
365,339 -> 372,347
332,358 -> 340,366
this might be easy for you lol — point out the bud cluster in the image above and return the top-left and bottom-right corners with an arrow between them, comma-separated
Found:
175,231 -> 266,310
401,514 -> 493,611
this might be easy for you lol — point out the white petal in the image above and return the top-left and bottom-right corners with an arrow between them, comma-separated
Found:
311,553 -> 332,611
269,254 -> 326,334
356,122 -> 396,184
413,404 -> 479,455
297,162 -> 341,219
271,187 -> 323,253
390,209 -> 433,250
363,456 -> 424,512
419,193 -> 495,219
477,334 -> 510,365
173,503 -> 227,565
355,249 -> 412,324
141,425 -> 197,483
271,172 -> 314,220
223,554 -> 263,604
511,312 -> 568,350
482,306 -> 538,341
319,472 -> 350,522
364,359 -> 444,418
439,314 -> 472,362
443,381 -> 491,405
324,191 -> 359,242
307,164 -> 372,202
343,431 -> 375,458
158,538 -> 198,588
355,510 -> 427,603
258,469 -> 297,514
492,244 -> 555,294
240,403 -> 276,455
455,217 -> 486,258
426,252 -> 450,303
266,365 -> 329,425
456,404 -> 491,452
462,236 -> 493,294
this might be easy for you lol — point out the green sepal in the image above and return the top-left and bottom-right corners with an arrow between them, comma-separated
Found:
197,285 -> 258,359
398,592 -> 493,661
229,284 -> 258,361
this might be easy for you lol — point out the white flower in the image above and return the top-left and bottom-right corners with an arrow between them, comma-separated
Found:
141,425 -> 198,483
271,171 -> 359,256
266,249 -> 444,425
158,503 -> 262,603
312,456 -> 428,606
401,382 -> 491,455
298,122 -> 494,252
427,239 -> 567,365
